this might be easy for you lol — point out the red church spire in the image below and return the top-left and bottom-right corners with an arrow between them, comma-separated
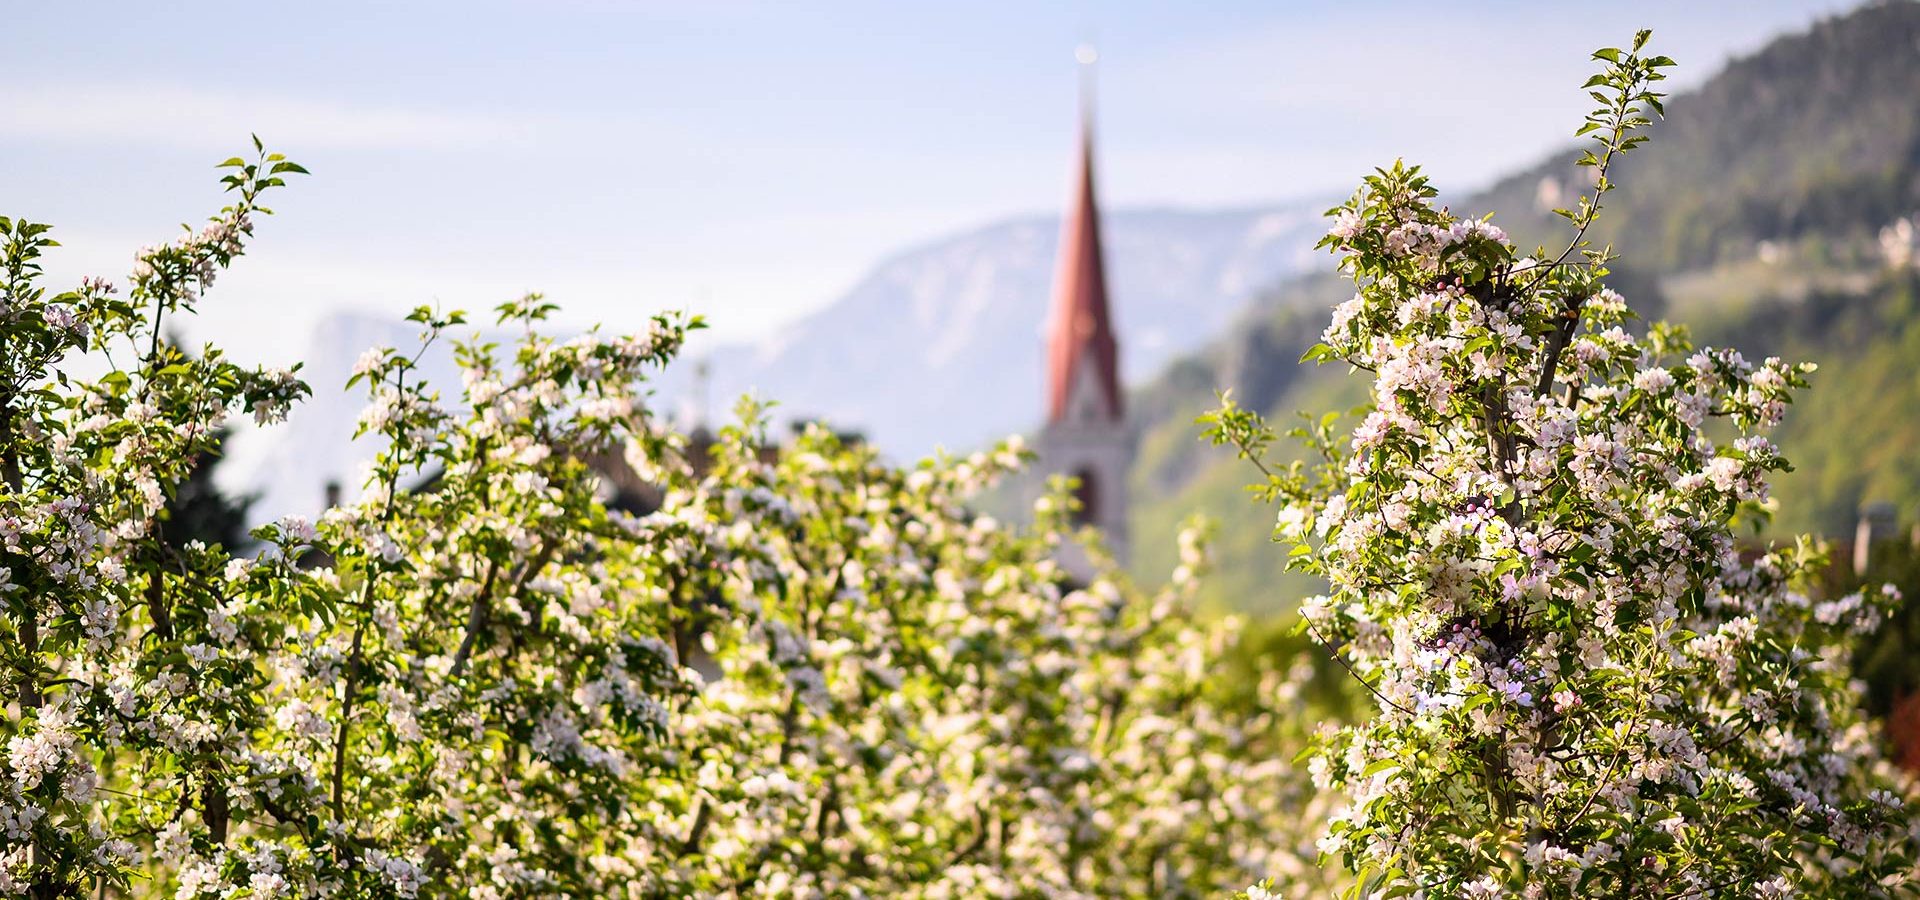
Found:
1045,66 -> 1121,425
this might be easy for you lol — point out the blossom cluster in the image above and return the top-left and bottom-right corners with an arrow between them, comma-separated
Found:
1211,34 -> 1919,899
0,149 -> 1330,897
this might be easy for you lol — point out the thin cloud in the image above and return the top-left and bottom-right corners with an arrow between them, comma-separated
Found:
0,82 -> 524,151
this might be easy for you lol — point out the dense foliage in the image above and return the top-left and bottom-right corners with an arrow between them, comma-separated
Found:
1208,33 -> 1920,898
0,146 -> 1331,897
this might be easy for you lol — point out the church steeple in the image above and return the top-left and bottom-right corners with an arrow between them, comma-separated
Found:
1045,57 -> 1121,425
1033,46 -> 1132,572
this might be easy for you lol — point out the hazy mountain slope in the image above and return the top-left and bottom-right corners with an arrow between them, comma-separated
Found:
1128,0 -> 1920,612
232,202 -> 1331,521
684,204 -> 1328,458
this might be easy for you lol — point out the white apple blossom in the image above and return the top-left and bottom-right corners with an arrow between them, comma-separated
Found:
1211,33 -> 1918,899
3,144 -> 1333,898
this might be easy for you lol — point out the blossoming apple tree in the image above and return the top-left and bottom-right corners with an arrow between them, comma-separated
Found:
1208,33 -> 1918,899
0,145 -> 1329,896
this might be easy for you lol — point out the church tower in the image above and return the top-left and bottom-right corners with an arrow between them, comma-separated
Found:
1036,57 -> 1131,570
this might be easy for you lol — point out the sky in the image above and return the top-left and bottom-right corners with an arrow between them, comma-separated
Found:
1,0 -> 1858,366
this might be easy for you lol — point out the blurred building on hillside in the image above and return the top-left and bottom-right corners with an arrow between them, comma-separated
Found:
1881,214 -> 1919,269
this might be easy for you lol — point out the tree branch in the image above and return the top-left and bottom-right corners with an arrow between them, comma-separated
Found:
450,540 -> 555,678
449,557 -> 502,678
680,797 -> 711,856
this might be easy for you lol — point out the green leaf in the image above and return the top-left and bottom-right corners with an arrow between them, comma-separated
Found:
1360,758 -> 1400,778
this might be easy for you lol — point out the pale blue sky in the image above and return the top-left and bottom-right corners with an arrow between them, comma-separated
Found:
2,0 -> 1854,363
